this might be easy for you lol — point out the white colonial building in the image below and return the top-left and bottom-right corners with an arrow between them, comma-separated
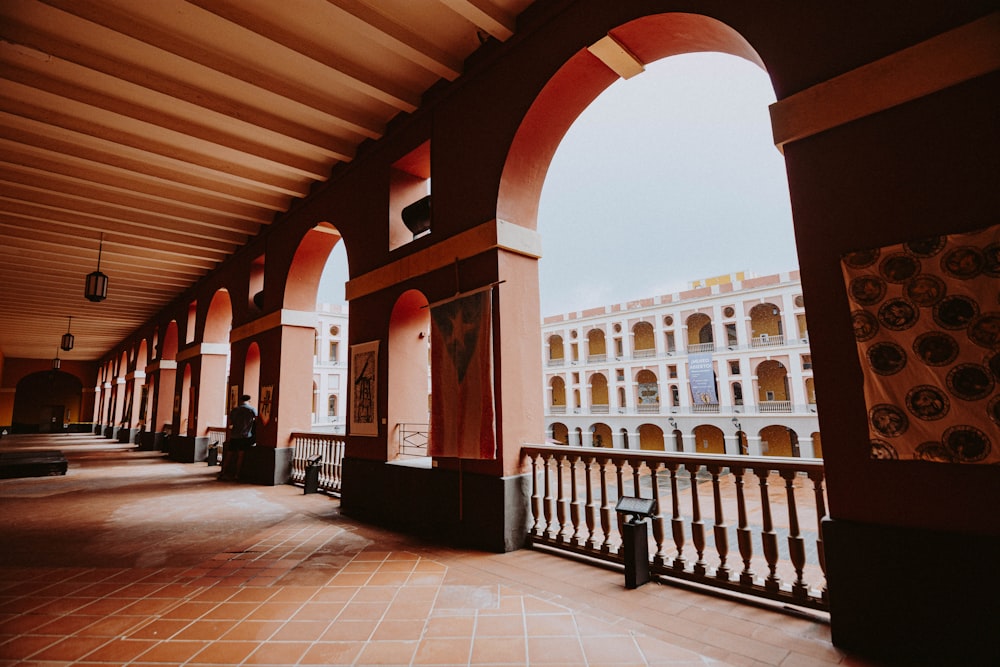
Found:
542,271 -> 822,458
311,303 -> 349,432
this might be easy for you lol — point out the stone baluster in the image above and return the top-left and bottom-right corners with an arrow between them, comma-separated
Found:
529,452 -> 542,536
542,453 -> 555,538
569,454 -> 583,545
585,456 -> 599,550
599,457 -> 614,554
755,467 -> 781,592
733,466 -> 756,586
650,463 -> 668,566
613,458 -> 626,544
667,462 -> 686,571
555,453 -> 569,543
707,464 -> 731,581
781,469 -> 809,597
686,463 -> 707,576
808,468 -> 829,602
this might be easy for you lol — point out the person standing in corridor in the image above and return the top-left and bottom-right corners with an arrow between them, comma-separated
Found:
220,394 -> 256,481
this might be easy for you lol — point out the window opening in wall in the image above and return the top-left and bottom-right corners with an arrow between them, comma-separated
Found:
329,341 -> 338,363
186,301 -> 197,343
615,338 -> 623,357
802,354 -> 812,370
616,368 -> 625,382
389,141 -> 431,250
535,52 -> 816,453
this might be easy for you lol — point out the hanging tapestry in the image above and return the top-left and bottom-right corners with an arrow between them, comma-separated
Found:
430,289 -> 497,459
841,224 -> 999,463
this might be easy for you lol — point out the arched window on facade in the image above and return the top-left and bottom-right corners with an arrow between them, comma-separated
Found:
749,302 -> 784,347
587,328 -> 607,362
548,335 -> 565,365
589,373 -> 609,413
632,321 -> 655,358
686,313 -> 714,352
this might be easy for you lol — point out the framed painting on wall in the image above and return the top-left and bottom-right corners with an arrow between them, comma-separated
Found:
350,340 -> 379,436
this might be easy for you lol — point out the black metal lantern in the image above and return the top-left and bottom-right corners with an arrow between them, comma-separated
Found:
52,349 -> 61,370
60,316 -> 75,352
85,233 -> 108,302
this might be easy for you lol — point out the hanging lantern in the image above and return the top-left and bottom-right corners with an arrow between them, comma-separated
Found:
85,233 -> 108,302
52,348 -> 61,370
60,316 -> 75,351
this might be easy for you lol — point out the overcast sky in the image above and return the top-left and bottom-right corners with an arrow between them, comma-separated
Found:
319,52 -> 797,314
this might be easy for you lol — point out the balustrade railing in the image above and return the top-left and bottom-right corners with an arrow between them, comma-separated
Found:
686,342 -> 716,353
751,334 -> 785,348
289,432 -> 345,494
522,444 -> 828,611
633,348 -> 656,358
636,404 -> 660,414
758,400 -> 793,413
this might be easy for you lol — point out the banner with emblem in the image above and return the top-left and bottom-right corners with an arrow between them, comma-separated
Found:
841,224 -> 999,463
429,289 -> 496,459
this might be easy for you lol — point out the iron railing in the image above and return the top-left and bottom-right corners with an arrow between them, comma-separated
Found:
521,444 -> 828,611
398,423 -> 429,458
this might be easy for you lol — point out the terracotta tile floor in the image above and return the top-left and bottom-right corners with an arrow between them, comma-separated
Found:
0,434 -> 879,666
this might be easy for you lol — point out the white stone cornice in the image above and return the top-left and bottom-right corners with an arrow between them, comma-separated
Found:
345,219 -> 542,301
230,309 -> 318,343
176,342 -> 230,362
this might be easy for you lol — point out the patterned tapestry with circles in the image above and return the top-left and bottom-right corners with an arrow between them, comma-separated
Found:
841,224 -> 999,464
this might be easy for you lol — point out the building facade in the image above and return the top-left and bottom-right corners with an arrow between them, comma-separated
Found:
543,271 -> 820,458
311,304 -> 349,432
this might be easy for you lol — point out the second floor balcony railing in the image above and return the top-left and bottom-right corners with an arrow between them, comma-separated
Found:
590,404 -> 610,414
751,334 -> 785,348
522,444 -> 828,612
759,400 -> 793,413
636,403 -> 660,414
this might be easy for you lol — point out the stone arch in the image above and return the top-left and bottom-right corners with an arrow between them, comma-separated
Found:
749,302 -> 783,342
756,359 -> 789,402
284,222 -> 344,311
550,422 -> 569,445
632,321 -> 655,355
638,423 -> 665,451
549,376 -> 566,408
590,422 -> 612,448
686,312 -> 714,346
548,334 -> 565,363
388,289 -> 431,460
588,372 -> 609,409
497,13 -> 765,230
759,424 -> 795,457
693,424 -> 725,453
586,328 -> 606,358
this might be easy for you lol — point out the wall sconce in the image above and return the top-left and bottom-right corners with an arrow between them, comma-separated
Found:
731,416 -> 742,431
85,233 -> 109,302
668,417 -> 677,429
418,331 -> 426,339
60,316 -> 75,351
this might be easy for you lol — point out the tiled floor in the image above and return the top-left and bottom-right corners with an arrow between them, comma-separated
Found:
0,434 -> 879,666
